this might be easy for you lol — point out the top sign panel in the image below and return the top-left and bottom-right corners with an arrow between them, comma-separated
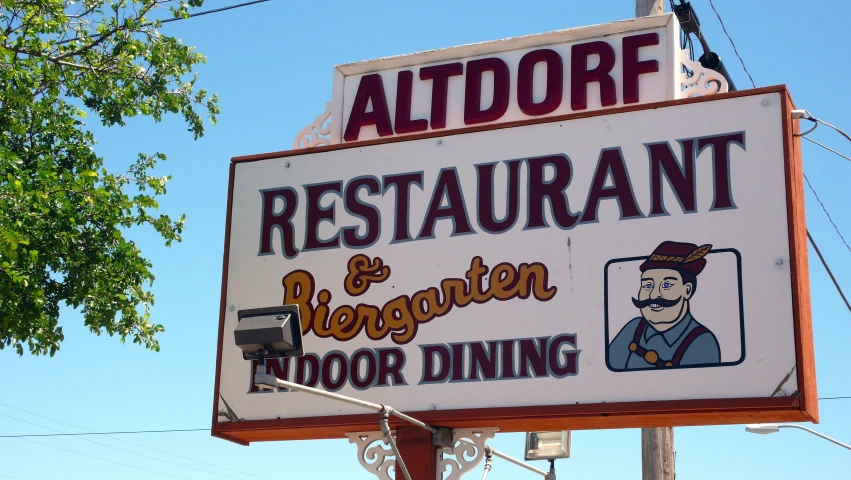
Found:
332,14 -> 682,143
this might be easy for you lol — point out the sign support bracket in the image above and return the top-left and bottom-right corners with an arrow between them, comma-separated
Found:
255,373 -> 538,479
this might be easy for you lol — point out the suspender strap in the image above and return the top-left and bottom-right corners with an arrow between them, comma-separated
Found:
628,318 -> 670,367
627,319 -> 709,368
632,318 -> 647,344
670,325 -> 710,366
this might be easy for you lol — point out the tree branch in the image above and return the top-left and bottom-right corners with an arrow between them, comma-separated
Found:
56,0 -> 165,52
66,4 -> 101,20
3,44 -> 104,72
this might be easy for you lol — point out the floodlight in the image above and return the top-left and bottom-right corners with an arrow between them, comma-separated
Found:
234,305 -> 304,360
745,423 -> 780,435
524,431 -> 571,461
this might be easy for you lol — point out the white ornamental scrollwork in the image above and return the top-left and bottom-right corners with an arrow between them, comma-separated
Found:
346,431 -> 397,480
677,49 -> 729,98
293,101 -> 332,149
438,428 -> 498,480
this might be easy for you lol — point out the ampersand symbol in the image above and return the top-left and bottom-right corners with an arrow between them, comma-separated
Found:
344,254 -> 391,296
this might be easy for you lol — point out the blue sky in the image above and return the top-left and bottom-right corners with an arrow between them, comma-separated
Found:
2,1 -> 851,479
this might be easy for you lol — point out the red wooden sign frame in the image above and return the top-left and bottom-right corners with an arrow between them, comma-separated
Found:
211,86 -> 817,445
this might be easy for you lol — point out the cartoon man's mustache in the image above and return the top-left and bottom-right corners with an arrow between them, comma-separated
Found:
632,297 -> 681,309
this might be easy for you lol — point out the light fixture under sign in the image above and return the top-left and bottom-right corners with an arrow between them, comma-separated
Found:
233,305 -> 304,360
525,431 -> 571,461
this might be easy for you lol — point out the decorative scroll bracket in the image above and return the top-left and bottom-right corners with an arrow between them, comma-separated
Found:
438,428 -> 499,480
293,101 -> 332,149
677,49 -> 729,98
347,431 -> 397,480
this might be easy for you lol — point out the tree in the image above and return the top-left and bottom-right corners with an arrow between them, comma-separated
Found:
0,0 -> 219,355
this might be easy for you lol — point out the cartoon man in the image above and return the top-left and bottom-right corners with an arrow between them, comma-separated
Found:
608,241 -> 721,371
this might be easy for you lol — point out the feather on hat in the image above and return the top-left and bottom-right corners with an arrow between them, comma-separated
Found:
639,241 -> 712,276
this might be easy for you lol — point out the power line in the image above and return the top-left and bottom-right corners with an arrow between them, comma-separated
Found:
793,114 -> 851,313
0,402 -> 270,480
799,113 -> 851,157
1,392 -> 850,443
0,430 -> 210,436
707,0 -> 756,88
812,117 -> 851,144
1,391 -> 851,440
0,429 -> 196,480
0,429 -> 206,438
803,135 -> 851,163
160,0 -> 270,23
803,173 -> 851,255
0,473 -> 24,480
807,230 -> 851,314
56,0 -> 271,45
0,412 -> 247,480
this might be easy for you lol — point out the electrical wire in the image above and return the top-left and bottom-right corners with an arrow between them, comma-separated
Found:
0,429 -> 196,480
687,33 -> 694,60
814,118 -> 851,144
0,402 -> 270,480
56,0 -> 270,45
670,0 -> 695,75
159,0 -> 270,24
1,391 -> 851,445
807,230 -> 851,314
800,113 -> 851,146
670,0 -> 685,52
803,173 -> 851,256
802,136 -> 851,163
0,428 -> 205,438
0,474 -> 24,480
707,0 -> 756,88
0,428 -> 207,437
0,412 -> 247,480
796,113 -> 851,310
798,119 -> 819,137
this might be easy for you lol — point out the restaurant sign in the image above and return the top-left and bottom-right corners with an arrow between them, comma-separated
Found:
214,86 -> 816,444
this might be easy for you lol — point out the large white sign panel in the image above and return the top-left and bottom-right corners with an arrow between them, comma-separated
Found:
329,14 -> 719,145
215,89 -> 814,443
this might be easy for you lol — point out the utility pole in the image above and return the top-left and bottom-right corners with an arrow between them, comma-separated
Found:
633,0 -> 675,467
641,427 -> 674,480
635,0 -> 664,17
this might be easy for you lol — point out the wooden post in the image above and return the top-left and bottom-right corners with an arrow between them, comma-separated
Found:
395,426 -> 440,480
634,3 -> 675,479
641,427 -> 675,480
635,0 -> 664,17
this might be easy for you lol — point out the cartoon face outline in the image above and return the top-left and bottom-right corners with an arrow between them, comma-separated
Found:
636,268 -> 694,327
